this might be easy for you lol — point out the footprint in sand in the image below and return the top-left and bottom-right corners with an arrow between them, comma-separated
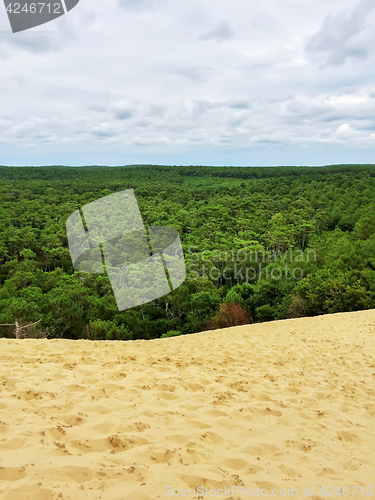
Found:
61,414 -> 86,426
0,437 -> 25,450
253,406 -> 283,417
0,484 -> 54,500
45,465 -> 93,483
222,458 -> 249,470
317,467 -> 341,479
337,431 -> 363,443
200,431 -> 233,449
243,443 -> 279,456
278,464 -> 301,478
0,467 -> 27,481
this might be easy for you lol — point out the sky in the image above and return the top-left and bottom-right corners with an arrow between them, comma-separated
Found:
0,0 -> 375,166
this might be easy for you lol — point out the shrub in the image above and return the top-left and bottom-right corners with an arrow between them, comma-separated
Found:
89,319 -> 132,341
206,302 -> 252,330
287,295 -> 308,318
255,304 -> 275,322
161,330 -> 182,338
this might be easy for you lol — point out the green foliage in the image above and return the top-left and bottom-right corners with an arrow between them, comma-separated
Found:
255,304 -> 275,322
161,330 -> 182,338
293,269 -> 375,315
89,319 -> 131,341
1,164 -> 375,340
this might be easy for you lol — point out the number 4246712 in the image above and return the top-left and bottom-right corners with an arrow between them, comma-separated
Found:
6,3 -> 62,14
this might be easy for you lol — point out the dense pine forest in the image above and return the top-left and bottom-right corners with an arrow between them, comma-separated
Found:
1,164 -> 375,340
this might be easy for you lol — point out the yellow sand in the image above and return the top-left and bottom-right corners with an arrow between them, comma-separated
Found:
0,310 -> 374,500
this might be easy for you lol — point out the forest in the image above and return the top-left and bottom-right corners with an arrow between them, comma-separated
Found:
1,163 -> 375,340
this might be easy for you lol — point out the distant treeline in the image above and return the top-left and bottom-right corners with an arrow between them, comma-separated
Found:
1,164 -> 375,340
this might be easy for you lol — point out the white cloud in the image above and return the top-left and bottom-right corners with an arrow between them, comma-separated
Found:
197,21 -> 234,43
0,0 -> 374,166
305,0 -> 375,67
110,100 -> 134,120
118,0 -> 165,12
173,65 -> 214,82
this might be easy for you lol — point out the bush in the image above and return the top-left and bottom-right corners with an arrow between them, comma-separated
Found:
287,295 -> 308,318
255,304 -> 275,322
294,270 -> 374,315
206,302 -> 252,330
161,330 -> 182,338
89,319 -> 132,341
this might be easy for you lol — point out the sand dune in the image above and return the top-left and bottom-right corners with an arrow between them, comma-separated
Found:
0,310 -> 374,500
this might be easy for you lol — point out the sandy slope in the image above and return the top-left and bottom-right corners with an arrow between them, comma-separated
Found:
0,310 -> 374,500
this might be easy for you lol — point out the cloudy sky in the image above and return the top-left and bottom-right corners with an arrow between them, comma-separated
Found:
1,0 -> 375,166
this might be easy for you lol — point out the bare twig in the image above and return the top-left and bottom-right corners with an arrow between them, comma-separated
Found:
18,319 -> 42,331
0,319 -> 42,339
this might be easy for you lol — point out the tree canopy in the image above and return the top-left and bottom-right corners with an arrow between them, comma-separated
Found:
1,164 -> 375,340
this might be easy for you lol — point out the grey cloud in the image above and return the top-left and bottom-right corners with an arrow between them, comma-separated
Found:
2,0 -> 375,166
115,110 -> 133,120
337,87 -> 358,95
89,102 -> 107,112
354,120 -> 375,131
321,114 -> 349,123
189,100 -> 212,120
90,126 -> 117,138
0,75 -> 24,91
230,113 -> 247,127
174,65 -> 213,82
177,98 -> 228,121
0,4 -> 94,55
130,136 -> 170,146
134,119 -> 153,128
281,99 -> 352,126
285,99 -> 334,118
254,138 -> 283,145
198,21 -> 234,43
229,101 -> 251,110
148,104 -> 168,117
111,101 -> 133,120
305,0 -> 375,66
279,94 -> 375,139
118,0 -> 163,12
3,33 -> 64,54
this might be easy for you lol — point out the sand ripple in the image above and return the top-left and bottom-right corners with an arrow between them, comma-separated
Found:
0,310 -> 374,499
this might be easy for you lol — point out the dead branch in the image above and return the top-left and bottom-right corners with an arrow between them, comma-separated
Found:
0,319 -> 42,339
18,319 -> 42,331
